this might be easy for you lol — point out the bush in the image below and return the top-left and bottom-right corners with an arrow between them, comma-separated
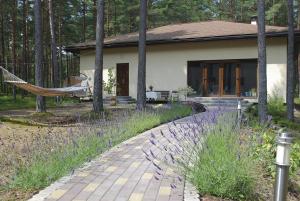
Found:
267,94 -> 285,117
189,114 -> 255,200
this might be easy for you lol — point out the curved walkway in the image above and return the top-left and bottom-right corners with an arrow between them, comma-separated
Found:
29,113 -> 203,201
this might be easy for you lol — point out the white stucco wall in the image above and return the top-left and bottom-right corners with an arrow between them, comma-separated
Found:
79,37 -> 287,100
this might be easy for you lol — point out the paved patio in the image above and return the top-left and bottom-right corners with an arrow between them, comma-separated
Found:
29,113 -> 203,201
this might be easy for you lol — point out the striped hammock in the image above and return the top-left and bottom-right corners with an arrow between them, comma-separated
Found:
0,66 -> 89,97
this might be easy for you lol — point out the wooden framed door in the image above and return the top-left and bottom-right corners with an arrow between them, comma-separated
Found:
116,63 -> 129,96
219,64 -> 224,96
202,66 -> 208,96
236,64 -> 241,96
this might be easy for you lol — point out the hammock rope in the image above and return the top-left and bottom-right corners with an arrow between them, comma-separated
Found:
0,66 -> 90,97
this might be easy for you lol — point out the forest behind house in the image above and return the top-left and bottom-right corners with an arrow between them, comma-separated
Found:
0,0 -> 299,98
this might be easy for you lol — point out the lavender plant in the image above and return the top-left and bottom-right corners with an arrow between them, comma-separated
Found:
144,108 -> 256,200
0,104 -> 191,193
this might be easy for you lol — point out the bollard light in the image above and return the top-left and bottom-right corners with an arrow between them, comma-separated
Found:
274,132 -> 293,201
237,100 -> 242,128
237,100 -> 242,110
276,132 -> 293,166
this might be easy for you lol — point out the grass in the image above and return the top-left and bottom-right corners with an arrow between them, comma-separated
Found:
5,104 -> 192,191
0,94 -> 78,111
189,113 -> 255,200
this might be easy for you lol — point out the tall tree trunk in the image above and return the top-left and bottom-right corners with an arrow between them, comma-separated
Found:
298,1 -> 300,98
12,0 -> 17,101
48,0 -> 59,90
113,0 -> 117,35
58,2 -> 63,87
136,0 -> 147,110
257,0 -> 268,124
93,0 -> 105,113
287,0 -> 294,120
0,0 -> 3,93
22,0 -> 28,98
82,0 -> 86,42
34,0 -> 46,112
93,0 -> 97,39
106,0 -> 110,36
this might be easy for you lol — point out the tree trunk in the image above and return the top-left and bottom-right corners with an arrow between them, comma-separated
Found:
34,0 -> 46,112
136,0 -> 147,110
93,0 -> 105,113
93,0 -> 97,39
106,0 -> 110,36
48,0 -> 59,91
12,0 -> 17,101
82,0 -> 86,42
287,0 -> 294,121
22,0 -> 28,98
113,0 -> 117,35
0,0 -> 3,93
257,0 -> 268,124
58,2 -> 63,87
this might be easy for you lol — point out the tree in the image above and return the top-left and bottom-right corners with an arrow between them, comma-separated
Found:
93,0 -> 105,113
257,0 -> 268,124
48,0 -> 59,92
22,0 -> 29,98
82,0 -> 86,41
34,0 -> 46,112
11,0 -> 17,101
136,0 -> 147,110
286,0 -> 294,121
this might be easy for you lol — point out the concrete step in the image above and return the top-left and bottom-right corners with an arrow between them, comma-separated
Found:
104,96 -> 135,104
187,97 -> 251,108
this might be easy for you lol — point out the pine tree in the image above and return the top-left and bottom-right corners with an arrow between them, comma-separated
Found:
287,0 -> 294,121
136,0 -> 147,110
93,0 -> 105,113
34,0 -> 46,112
257,0 -> 268,124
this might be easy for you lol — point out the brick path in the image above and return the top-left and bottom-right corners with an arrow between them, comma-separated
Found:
29,113 -> 204,201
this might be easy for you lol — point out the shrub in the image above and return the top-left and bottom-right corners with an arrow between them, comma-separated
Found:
268,94 -> 285,117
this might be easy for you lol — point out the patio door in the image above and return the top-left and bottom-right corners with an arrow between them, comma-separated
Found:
221,63 -> 240,96
188,61 -> 242,97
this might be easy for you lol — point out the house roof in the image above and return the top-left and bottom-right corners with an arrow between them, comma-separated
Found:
65,20 -> 294,52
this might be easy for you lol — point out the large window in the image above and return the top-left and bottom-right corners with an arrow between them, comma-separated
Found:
187,59 -> 257,97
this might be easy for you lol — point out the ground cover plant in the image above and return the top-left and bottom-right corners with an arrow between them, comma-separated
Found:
0,103 -> 192,200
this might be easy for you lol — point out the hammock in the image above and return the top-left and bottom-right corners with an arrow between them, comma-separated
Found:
0,66 -> 89,97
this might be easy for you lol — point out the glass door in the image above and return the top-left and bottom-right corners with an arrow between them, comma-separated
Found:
207,63 -> 219,96
222,63 -> 237,96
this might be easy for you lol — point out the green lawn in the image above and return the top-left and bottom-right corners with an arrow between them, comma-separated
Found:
0,95 -> 78,111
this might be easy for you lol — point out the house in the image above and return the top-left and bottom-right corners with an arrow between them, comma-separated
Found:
65,20 -> 300,101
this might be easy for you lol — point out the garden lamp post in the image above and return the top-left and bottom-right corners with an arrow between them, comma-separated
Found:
237,100 -> 242,128
274,132 -> 293,201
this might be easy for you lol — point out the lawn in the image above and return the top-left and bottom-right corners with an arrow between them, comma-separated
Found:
0,94 -> 78,111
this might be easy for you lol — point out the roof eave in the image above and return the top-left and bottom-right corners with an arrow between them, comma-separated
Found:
65,31 -> 299,53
